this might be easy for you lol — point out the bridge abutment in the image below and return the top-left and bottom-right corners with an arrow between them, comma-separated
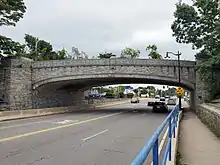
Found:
0,57 -> 33,110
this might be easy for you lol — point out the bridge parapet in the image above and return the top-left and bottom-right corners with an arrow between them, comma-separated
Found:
32,59 -> 195,68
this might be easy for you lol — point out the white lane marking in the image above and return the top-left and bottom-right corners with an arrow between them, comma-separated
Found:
0,121 -> 52,130
150,127 -> 169,165
83,129 -> 108,141
53,120 -> 78,125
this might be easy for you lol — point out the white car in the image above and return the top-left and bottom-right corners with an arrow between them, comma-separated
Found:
167,98 -> 177,105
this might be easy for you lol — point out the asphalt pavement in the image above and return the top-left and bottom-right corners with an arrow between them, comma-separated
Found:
0,98 -> 176,165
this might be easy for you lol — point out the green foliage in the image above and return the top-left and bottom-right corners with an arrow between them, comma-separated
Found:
105,92 -> 116,98
99,52 -> 116,59
140,88 -> 148,94
146,44 -> 162,59
127,93 -> 134,98
133,89 -> 138,94
0,0 -> 26,58
0,35 -> 25,57
0,0 -> 26,26
23,34 -> 68,61
118,86 -> 126,93
119,92 -> 125,98
121,47 -> 140,59
171,0 -> 220,100
171,0 -> 220,57
164,87 -> 176,96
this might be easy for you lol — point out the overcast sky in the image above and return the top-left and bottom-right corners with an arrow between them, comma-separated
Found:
1,0 -> 196,89
1,0 -> 196,60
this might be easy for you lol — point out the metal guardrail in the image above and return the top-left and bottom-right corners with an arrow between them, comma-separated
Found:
131,105 -> 179,165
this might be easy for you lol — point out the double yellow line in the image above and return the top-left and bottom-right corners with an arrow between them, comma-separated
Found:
0,112 -> 121,143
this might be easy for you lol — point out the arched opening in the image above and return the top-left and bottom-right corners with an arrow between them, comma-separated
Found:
32,75 -> 194,109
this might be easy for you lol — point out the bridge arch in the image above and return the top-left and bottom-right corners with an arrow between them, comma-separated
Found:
31,59 -> 196,108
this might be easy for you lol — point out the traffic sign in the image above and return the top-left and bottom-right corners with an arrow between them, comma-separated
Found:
176,87 -> 184,96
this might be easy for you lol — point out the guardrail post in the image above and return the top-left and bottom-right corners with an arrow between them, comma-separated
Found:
153,138 -> 159,165
168,117 -> 172,161
173,111 -> 176,138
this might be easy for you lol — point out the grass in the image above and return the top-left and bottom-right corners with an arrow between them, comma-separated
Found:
176,151 -> 187,165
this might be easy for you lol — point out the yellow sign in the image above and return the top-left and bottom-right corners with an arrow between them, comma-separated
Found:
176,87 -> 184,96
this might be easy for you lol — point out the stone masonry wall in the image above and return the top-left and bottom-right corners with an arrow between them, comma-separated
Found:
0,59 -> 13,104
32,59 -> 196,90
0,64 -> 8,101
196,104 -> 220,138
7,57 -> 33,110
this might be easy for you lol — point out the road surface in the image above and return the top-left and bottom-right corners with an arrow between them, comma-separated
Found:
0,98 -> 175,165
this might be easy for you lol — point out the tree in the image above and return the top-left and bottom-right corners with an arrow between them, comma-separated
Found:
23,34 -> 68,61
146,86 -> 156,94
133,89 -> 138,94
146,44 -> 162,59
0,0 -> 27,58
0,0 -> 26,26
171,0 -> 220,99
24,34 -> 55,60
69,46 -> 88,59
171,0 -> 220,59
99,52 -> 116,59
0,35 -> 25,58
118,86 -> 126,93
121,47 -> 140,58
127,93 -> 134,98
57,48 -> 68,60
164,87 -> 176,96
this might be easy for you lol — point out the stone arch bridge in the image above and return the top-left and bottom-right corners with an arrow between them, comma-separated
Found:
0,57 -> 201,110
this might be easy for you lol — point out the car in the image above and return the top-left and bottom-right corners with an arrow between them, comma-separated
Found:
155,95 -> 160,99
167,98 -> 176,105
152,101 -> 169,113
165,95 -> 170,99
131,97 -> 140,103
160,97 -> 166,102
148,101 -> 155,106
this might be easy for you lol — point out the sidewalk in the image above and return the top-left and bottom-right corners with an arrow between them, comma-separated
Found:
179,112 -> 220,165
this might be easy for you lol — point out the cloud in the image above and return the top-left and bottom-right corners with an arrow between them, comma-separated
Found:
1,0 -> 196,60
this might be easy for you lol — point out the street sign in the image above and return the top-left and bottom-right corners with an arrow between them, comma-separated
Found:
176,87 -> 184,96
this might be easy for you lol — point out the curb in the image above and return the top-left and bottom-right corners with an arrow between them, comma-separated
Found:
95,100 -> 129,108
166,111 -> 183,165
0,100 -> 129,122
0,110 -> 71,122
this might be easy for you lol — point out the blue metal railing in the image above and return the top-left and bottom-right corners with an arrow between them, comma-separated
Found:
131,105 -> 179,165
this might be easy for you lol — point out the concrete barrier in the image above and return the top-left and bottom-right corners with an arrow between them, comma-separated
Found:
0,98 -> 128,122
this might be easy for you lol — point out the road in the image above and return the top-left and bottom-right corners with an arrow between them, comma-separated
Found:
0,98 -> 176,165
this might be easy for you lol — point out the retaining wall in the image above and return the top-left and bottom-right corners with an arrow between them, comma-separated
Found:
196,104 -> 220,138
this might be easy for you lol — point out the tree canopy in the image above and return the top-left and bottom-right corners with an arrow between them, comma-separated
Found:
146,44 -> 162,59
24,34 -> 69,61
0,0 -> 26,26
0,0 -> 27,58
121,47 -> 140,59
0,35 -> 25,57
171,0 -> 220,99
99,52 -> 116,59
171,0 -> 220,60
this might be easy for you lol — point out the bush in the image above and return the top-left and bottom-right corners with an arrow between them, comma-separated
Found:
119,92 -> 125,98
105,92 -> 115,98
127,93 -> 134,98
